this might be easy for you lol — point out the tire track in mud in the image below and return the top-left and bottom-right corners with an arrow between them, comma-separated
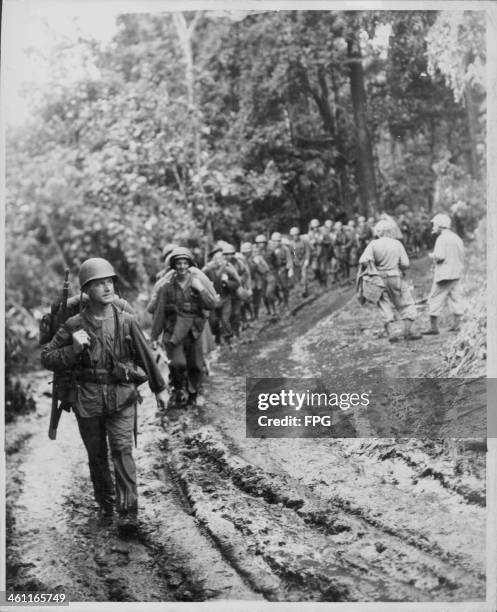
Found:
6,380 -> 261,602
158,265 -> 485,602
163,419 -> 485,601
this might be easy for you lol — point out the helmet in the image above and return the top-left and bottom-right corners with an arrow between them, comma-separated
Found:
270,232 -> 282,242
255,234 -> 267,244
281,237 -> 291,247
240,242 -> 253,254
209,245 -> 224,259
169,246 -> 194,267
431,213 -> 451,229
373,220 -> 397,238
79,258 -> 116,290
289,227 -> 300,236
222,243 -> 236,255
162,242 -> 178,261
309,219 -> 320,229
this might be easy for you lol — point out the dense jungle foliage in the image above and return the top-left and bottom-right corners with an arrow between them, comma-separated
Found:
5,10 -> 486,399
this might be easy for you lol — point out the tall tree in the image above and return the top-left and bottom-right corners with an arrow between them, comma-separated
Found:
346,16 -> 378,216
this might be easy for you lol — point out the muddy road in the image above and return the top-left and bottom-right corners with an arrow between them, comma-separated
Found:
6,256 -> 486,602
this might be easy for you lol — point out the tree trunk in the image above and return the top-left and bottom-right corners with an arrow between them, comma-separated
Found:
347,29 -> 378,217
329,67 -> 351,213
299,64 -> 349,212
463,85 -> 480,180
172,12 -> 214,248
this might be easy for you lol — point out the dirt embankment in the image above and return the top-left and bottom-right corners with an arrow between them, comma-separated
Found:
6,249 -> 486,602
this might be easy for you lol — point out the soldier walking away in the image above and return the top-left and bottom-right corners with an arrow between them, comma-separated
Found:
422,213 -> 465,335
151,247 -> 218,409
41,258 -> 168,535
358,221 -> 422,342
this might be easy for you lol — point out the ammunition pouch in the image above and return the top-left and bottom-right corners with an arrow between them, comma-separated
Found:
111,361 -> 149,386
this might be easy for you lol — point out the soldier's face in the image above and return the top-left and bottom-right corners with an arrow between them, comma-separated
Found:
87,277 -> 115,305
174,259 -> 190,277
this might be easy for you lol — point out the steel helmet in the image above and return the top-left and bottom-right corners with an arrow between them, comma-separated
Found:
162,242 -> 178,261
240,242 -> 253,254
270,232 -> 282,242
255,234 -> 267,244
222,243 -> 236,255
289,226 -> 300,236
79,258 -> 116,290
373,220 -> 396,238
169,246 -> 194,267
309,219 -> 320,229
281,236 -> 291,247
431,213 -> 451,229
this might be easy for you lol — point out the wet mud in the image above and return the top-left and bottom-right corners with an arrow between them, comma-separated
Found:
6,256 -> 486,602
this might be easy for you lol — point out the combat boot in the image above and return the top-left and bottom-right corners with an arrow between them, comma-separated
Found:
186,392 -> 197,409
167,389 -> 187,410
117,512 -> 139,536
97,501 -> 114,525
403,319 -> 422,341
384,322 -> 399,342
422,315 -> 439,335
448,314 -> 462,332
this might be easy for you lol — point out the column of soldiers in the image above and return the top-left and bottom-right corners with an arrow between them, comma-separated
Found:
146,209 -> 467,377
39,206 -> 467,533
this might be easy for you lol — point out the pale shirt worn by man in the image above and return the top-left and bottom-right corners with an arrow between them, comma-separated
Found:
359,236 -> 409,276
359,227 -> 420,341
427,228 -> 465,323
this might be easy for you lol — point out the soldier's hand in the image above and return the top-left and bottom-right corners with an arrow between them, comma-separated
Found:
191,276 -> 204,292
288,268 -> 294,279
72,329 -> 90,354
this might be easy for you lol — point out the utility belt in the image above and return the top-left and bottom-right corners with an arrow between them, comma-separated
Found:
179,302 -> 203,316
166,302 -> 202,316
74,368 -> 118,385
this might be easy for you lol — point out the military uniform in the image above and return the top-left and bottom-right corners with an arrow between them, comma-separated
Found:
203,255 -> 241,344
268,235 -> 293,308
289,232 -> 311,296
41,299 -> 166,524
151,258 -> 217,404
359,222 -> 420,341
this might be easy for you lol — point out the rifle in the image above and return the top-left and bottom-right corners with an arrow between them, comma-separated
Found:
48,269 -> 70,440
